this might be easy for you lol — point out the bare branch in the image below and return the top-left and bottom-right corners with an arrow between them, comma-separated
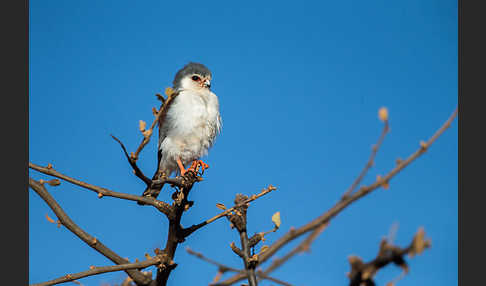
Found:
347,227 -> 431,286
229,194 -> 258,286
110,134 -> 152,186
342,120 -> 389,199
260,222 -> 329,277
186,247 -> 241,273
31,257 -> 163,286
216,107 -> 457,286
182,185 -> 277,237
186,248 -> 293,286
152,171 -> 201,285
28,178 -> 152,286
254,271 -> 293,286
29,162 -> 173,217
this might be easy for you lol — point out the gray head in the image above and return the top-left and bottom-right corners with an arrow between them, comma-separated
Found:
173,62 -> 212,91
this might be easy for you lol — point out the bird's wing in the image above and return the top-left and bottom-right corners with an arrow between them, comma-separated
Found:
154,89 -> 179,178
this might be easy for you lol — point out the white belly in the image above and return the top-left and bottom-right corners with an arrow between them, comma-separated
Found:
158,89 -> 221,175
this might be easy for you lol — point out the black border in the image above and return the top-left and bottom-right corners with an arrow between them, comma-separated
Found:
459,0 -> 485,285
4,0 -> 28,284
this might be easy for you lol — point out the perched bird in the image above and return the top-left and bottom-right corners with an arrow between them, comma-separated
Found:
140,62 -> 222,201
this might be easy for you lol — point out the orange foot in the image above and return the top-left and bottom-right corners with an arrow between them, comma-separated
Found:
176,158 -> 210,176
193,160 -> 209,174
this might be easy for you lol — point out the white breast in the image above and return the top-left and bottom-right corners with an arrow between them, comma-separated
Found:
158,89 -> 221,175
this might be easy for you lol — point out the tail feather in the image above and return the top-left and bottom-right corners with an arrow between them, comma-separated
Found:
137,150 -> 164,205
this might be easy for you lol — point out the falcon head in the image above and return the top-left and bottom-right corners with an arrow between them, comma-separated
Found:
173,62 -> 212,91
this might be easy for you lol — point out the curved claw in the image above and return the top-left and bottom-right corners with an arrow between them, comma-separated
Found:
176,158 -> 210,177
195,160 -> 209,174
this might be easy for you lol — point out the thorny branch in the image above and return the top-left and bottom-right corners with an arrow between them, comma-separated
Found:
28,178 -> 152,286
215,107 -> 457,286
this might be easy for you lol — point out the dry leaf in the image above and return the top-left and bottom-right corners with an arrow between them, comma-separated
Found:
216,203 -> 227,210
139,120 -> 147,132
378,107 -> 389,121
165,87 -> 174,97
47,163 -> 53,169
89,266 -> 95,270
45,213 -> 55,224
142,129 -> 153,137
409,227 -> 431,257
152,107 -> 158,116
97,193 -> 103,198
272,212 -> 281,228
47,179 -> 61,186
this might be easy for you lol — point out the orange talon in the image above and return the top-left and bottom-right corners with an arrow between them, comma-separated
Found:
194,160 -> 209,174
177,158 -> 210,176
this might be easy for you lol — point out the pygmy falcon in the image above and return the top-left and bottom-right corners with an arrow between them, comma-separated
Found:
141,62 -> 222,200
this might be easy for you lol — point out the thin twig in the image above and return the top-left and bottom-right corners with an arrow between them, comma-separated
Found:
254,271 -> 293,286
186,248 -> 293,286
28,178 -> 152,286
342,120 -> 389,199
181,185 -> 277,237
31,257 -> 162,286
132,91 -> 179,161
186,247 -> 241,272
260,222 -> 329,277
110,134 -> 152,186
215,107 -> 457,286
29,162 -> 173,217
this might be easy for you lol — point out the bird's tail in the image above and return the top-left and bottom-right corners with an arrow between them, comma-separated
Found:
138,149 -> 165,205
138,171 -> 165,205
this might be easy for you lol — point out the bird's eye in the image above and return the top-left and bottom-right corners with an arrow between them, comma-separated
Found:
192,75 -> 200,81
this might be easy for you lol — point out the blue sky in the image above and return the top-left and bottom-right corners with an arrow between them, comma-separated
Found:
29,1 -> 457,285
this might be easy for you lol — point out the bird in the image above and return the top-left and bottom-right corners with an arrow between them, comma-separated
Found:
140,62 -> 222,202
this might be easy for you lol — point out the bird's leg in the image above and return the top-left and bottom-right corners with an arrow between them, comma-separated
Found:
176,158 -> 190,176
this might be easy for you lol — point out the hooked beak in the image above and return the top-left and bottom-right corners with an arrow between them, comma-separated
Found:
203,79 -> 211,89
